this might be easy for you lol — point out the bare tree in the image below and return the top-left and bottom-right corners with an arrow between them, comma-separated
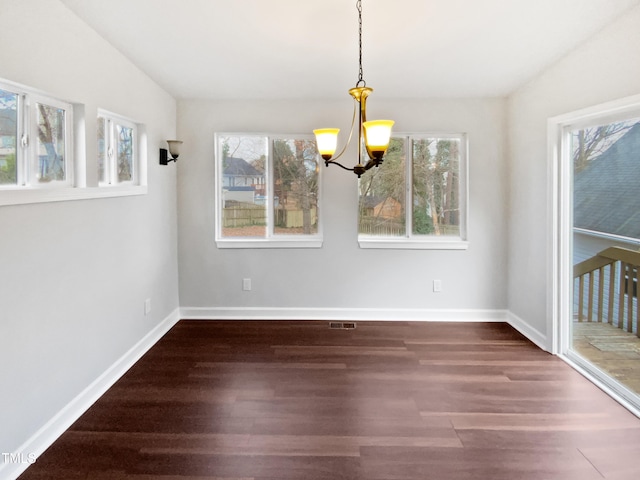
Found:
37,104 -> 65,181
573,122 -> 634,172
273,139 -> 318,234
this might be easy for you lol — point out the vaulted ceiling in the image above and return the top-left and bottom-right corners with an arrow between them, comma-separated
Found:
60,0 -> 640,99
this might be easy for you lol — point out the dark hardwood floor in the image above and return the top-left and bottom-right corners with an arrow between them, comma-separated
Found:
18,320 -> 640,479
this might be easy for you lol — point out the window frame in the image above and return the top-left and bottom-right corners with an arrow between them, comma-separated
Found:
214,132 -> 323,249
97,109 -> 138,187
0,82 -> 74,190
358,132 -> 469,250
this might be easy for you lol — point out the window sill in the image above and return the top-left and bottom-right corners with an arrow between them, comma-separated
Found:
358,237 -> 469,250
0,185 -> 147,207
216,237 -> 323,249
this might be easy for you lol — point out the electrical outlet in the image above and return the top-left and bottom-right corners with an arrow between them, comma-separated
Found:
144,298 -> 151,315
433,280 -> 442,293
243,278 -> 252,291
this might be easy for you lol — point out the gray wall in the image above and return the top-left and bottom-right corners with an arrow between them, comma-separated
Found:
0,0 -> 179,458
507,5 -> 640,347
177,98 -> 508,317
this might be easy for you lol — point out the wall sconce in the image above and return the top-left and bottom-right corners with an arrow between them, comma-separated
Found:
159,140 -> 183,165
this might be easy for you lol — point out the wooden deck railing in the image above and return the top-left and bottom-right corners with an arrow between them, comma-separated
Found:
574,246 -> 640,336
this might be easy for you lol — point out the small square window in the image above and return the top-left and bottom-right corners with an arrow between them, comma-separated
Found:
35,102 -> 67,184
0,83 -> 73,189
98,111 -> 138,186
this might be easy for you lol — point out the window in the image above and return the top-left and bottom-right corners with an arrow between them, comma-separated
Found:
97,111 -> 137,186
358,133 -> 468,249
0,77 -> 147,207
215,134 -> 322,248
0,82 -> 73,188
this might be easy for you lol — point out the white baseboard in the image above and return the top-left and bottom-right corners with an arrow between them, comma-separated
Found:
180,306 -> 509,322
0,308 -> 180,480
506,311 -> 549,351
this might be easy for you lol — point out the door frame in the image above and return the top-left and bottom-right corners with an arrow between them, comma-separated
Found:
548,93 -> 640,416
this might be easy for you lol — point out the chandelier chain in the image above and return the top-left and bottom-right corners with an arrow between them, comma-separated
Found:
356,0 -> 365,87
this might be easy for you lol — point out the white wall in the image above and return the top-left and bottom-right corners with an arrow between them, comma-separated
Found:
0,0 -> 179,465
507,6 -> 640,347
177,98 -> 508,318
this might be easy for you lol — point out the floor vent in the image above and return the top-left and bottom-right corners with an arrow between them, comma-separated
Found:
329,322 -> 356,330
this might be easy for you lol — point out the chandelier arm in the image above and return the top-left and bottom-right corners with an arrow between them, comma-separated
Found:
325,96 -> 358,162
363,158 -> 382,171
325,159 -> 355,172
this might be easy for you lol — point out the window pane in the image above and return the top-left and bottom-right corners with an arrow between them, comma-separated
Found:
97,116 -> 107,184
0,89 -> 18,185
571,118 -> 640,399
358,137 -> 406,236
412,138 -> 460,236
220,135 -> 267,237
116,124 -> 133,183
36,103 -> 65,183
272,138 -> 319,235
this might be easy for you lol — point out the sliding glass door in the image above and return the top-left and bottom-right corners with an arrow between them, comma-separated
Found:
559,104 -> 640,410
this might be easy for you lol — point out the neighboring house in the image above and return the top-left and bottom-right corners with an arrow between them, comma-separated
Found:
223,186 -> 255,205
374,197 -> 402,219
574,122 -> 640,263
222,157 -> 264,189
360,195 -> 402,220
574,122 -> 640,241
359,195 -> 404,236
222,157 -> 267,209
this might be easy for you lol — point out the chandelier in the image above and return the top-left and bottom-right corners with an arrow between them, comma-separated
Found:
313,0 -> 394,178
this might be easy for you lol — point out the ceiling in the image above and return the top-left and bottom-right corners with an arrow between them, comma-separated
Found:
60,0 -> 640,100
